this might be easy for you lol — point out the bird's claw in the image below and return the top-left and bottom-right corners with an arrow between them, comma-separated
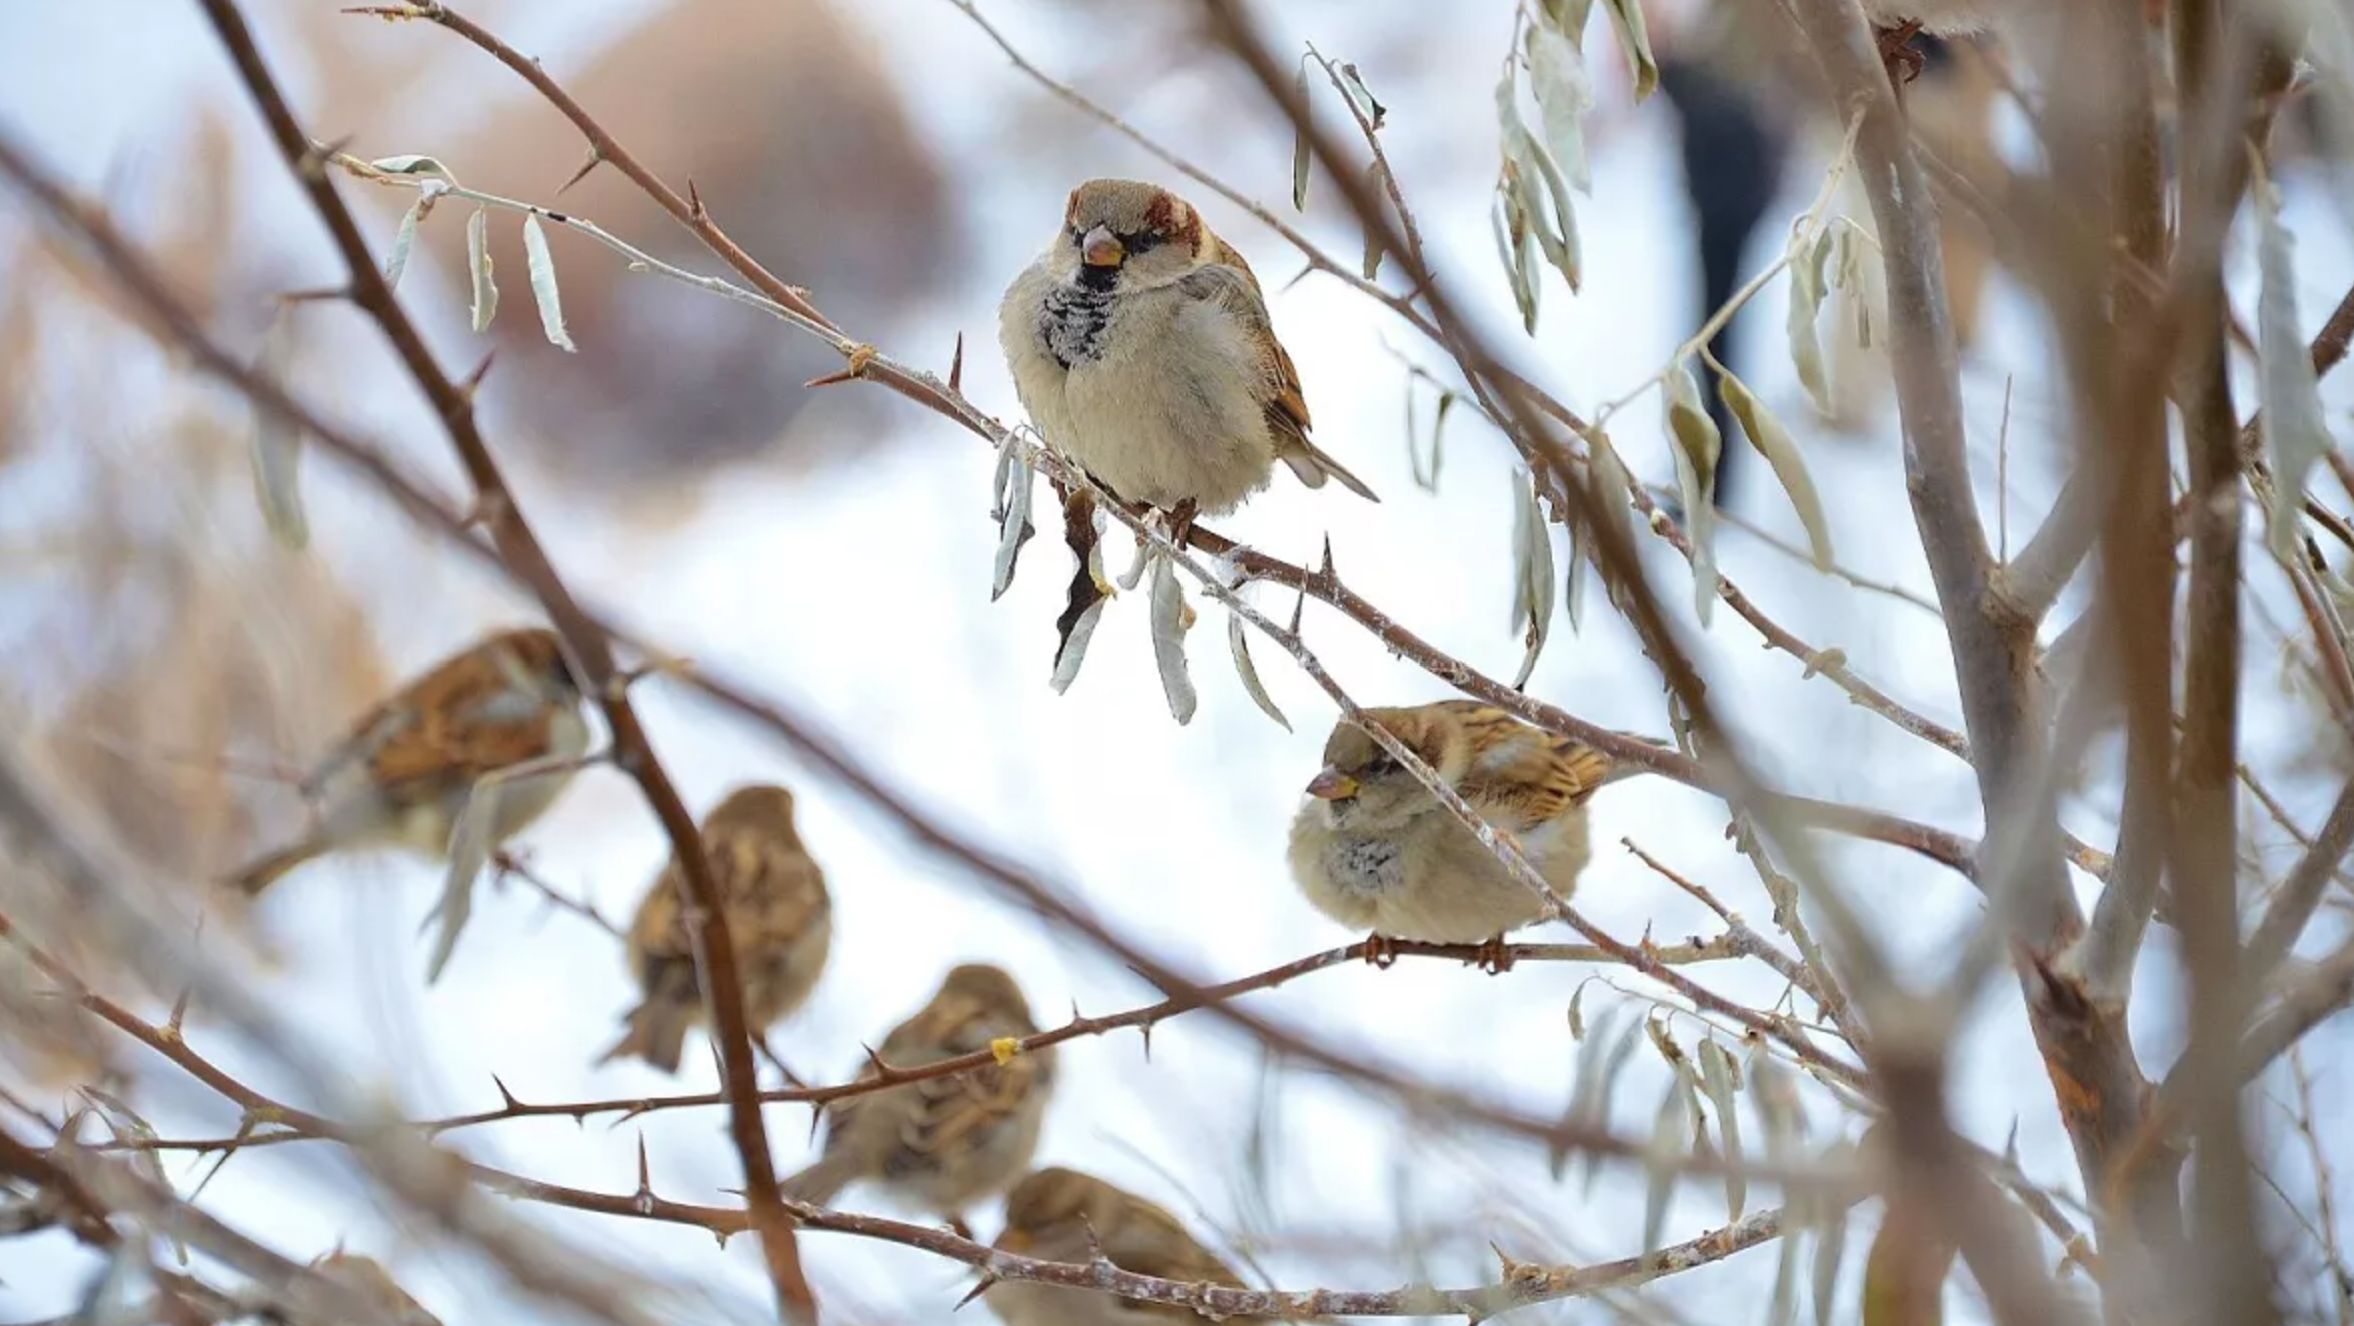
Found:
1473,936 -> 1516,975
1363,932 -> 1399,968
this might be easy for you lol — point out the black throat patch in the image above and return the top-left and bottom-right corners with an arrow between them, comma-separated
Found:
1039,274 -> 1115,370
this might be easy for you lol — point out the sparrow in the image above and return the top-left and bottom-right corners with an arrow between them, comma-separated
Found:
226,627 -> 592,896
987,1167 -> 1246,1326
780,963 -> 1053,1214
998,178 -> 1377,537
601,783 -> 832,1074
1286,701 -> 1637,964
294,1252 -> 444,1326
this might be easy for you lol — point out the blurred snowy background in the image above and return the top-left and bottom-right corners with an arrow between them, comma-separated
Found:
3,0 -> 2352,1323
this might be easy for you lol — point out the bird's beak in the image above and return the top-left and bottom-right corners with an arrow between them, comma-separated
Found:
1081,225 -> 1125,268
1306,768 -> 1360,801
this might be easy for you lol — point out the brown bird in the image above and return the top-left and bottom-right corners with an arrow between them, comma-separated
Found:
780,963 -> 1053,1214
999,178 -> 1377,539
226,627 -> 591,896
1287,702 -> 1639,964
987,1167 -> 1246,1326
294,1252 -> 444,1326
600,784 -> 833,1074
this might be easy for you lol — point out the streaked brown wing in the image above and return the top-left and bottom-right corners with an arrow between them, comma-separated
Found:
364,647 -> 561,802
1451,703 -> 1616,827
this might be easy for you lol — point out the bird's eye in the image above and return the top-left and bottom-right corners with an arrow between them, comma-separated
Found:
1363,756 -> 1398,777
1124,231 -> 1162,254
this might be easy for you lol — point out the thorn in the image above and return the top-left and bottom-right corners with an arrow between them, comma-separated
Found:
277,285 -> 353,305
1288,573 -> 1307,635
686,178 -> 708,223
949,332 -> 966,395
861,1042 -> 893,1077
458,350 -> 497,399
806,1103 -> 825,1145
166,987 -> 193,1041
1138,1024 -> 1154,1062
947,1213 -> 977,1241
297,133 -> 357,182
634,1129 -> 653,1198
1279,261 -> 1315,294
556,146 -> 605,196
493,1074 -> 521,1109
953,1271 -> 1001,1311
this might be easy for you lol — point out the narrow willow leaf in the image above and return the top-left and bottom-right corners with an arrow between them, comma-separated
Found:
1226,611 -> 1290,731
1771,1227 -> 1802,1326
1291,56 -> 1313,212
2256,171 -> 2333,560
1642,1071 -> 1689,1255
1335,61 -> 1386,128
1428,391 -> 1455,490
1811,1142 -> 1854,1326
1600,0 -> 1659,100
1492,183 -> 1541,335
1566,982 -> 1588,1039
1361,162 -> 1386,281
248,312 -> 308,551
1587,430 -> 1636,609
368,154 -> 455,181
990,452 -> 1035,601
1787,230 -> 1833,413
1551,1003 -> 1616,1178
425,774 -> 506,982
1720,369 -> 1834,568
1147,553 -> 1197,725
465,207 -> 497,334
1524,23 -> 1595,193
1664,360 -> 1722,625
1495,64 -> 1582,296
1565,500 -> 1590,634
1510,470 -> 1556,688
521,213 -> 576,351
1583,1010 -> 1647,1195
1049,596 -> 1106,693
383,197 -> 426,290
1698,1039 -> 1746,1220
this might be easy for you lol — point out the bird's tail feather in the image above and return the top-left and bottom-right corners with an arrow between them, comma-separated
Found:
225,839 -> 324,897
1282,443 -> 1380,503
778,1153 -> 857,1207
597,999 -> 696,1074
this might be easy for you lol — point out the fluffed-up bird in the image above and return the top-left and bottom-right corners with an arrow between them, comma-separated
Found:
225,627 -> 590,896
986,1167 -> 1247,1326
1287,701 -> 1639,961
780,963 -> 1053,1214
999,177 -> 1376,537
601,783 -> 832,1074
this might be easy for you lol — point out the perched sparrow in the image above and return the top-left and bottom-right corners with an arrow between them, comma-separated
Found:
781,963 -> 1053,1213
988,1167 -> 1245,1326
294,1252 -> 444,1326
601,783 -> 832,1074
1287,702 -> 1636,956
225,627 -> 591,896
998,178 -> 1377,533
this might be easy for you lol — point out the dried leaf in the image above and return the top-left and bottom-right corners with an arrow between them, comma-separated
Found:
990,448 -> 1036,602
1291,56 -> 1313,212
2256,168 -> 2333,560
1524,23 -> 1595,193
1586,431 -> 1636,609
1566,982 -> 1588,1039
521,213 -> 576,351
1510,470 -> 1556,688
1147,553 -> 1197,725
1642,1070 -> 1690,1255
1565,498 -> 1590,634
1051,490 -> 1109,693
1496,69 -> 1582,295
1226,610 -> 1291,731
1361,162 -> 1386,281
465,207 -> 497,334
1787,229 -> 1834,414
1539,0 -> 1598,36
1493,181 -> 1540,334
1664,359 -> 1722,624
383,196 -> 427,290
425,773 -> 506,983
249,311 -> 308,551
1600,0 -> 1659,101
1720,370 -> 1834,569
1699,1039 -> 1745,1220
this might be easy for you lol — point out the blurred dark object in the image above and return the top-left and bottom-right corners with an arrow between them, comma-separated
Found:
1901,35 -> 1998,351
1656,49 -> 1790,507
396,0 -> 950,487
